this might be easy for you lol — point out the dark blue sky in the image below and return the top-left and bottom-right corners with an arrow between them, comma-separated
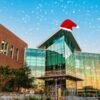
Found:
0,0 -> 100,53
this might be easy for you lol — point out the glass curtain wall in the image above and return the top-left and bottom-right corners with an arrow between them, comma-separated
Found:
46,36 -> 65,75
75,52 -> 100,97
24,48 -> 46,93
24,48 -> 46,77
45,35 -> 67,98
67,52 -> 100,97
64,34 -> 79,96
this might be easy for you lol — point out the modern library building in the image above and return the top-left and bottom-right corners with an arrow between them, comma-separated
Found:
24,20 -> 100,98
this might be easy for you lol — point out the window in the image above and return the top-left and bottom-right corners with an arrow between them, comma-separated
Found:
16,48 -> 19,61
1,40 -> 8,55
10,45 -> 14,58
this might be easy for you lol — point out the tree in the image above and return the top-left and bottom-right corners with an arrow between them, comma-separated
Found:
0,66 -> 10,91
13,66 -> 34,91
0,65 -> 34,92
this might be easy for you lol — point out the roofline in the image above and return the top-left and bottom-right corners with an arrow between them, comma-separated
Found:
69,31 -> 81,51
25,48 -> 46,51
74,51 -> 100,55
37,29 -> 60,48
37,29 -> 81,51
0,24 -> 28,46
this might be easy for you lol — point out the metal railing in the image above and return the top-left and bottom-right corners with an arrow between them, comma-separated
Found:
45,69 -> 84,80
45,70 -> 65,76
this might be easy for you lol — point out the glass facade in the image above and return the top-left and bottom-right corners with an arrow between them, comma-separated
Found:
76,52 -> 100,96
24,30 -> 100,97
44,30 -> 77,76
46,36 -> 65,75
24,48 -> 46,77
39,30 -> 79,97
66,52 -> 100,96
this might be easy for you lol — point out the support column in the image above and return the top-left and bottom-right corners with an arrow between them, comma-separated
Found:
55,79 -> 57,100
76,81 -> 77,96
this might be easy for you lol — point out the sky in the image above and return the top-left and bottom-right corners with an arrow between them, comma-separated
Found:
0,0 -> 100,53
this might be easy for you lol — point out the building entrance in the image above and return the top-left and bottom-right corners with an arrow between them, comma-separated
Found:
38,74 -> 82,100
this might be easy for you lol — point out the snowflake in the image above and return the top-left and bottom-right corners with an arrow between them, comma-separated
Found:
22,14 -> 30,24
0,9 -> 2,13
36,27 -> 39,31
44,11 -> 47,15
10,2 -> 14,6
72,10 -> 75,14
66,0 -> 71,4
38,3 -> 43,7
78,9 -> 81,12
95,5 -> 99,8
31,10 -> 34,14
82,1 -> 86,5
59,0 -> 64,3
54,1 -> 58,5
50,9 -> 54,13
22,10 -> 25,13
97,18 -> 100,21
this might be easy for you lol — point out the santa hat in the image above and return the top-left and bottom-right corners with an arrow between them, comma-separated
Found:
60,19 -> 79,32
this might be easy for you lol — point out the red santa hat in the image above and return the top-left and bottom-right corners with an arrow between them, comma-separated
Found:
60,19 -> 79,32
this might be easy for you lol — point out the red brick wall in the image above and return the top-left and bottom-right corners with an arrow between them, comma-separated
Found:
0,24 -> 28,69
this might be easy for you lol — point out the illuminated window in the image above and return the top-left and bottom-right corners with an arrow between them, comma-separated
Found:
1,40 -> 8,55
10,45 -> 14,58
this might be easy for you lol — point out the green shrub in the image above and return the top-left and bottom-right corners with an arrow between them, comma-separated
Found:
14,98 -> 20,100
25,97 -> 41,100
46,97 -> 51,100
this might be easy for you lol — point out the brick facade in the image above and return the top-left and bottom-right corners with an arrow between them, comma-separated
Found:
0,24 -> 27,68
